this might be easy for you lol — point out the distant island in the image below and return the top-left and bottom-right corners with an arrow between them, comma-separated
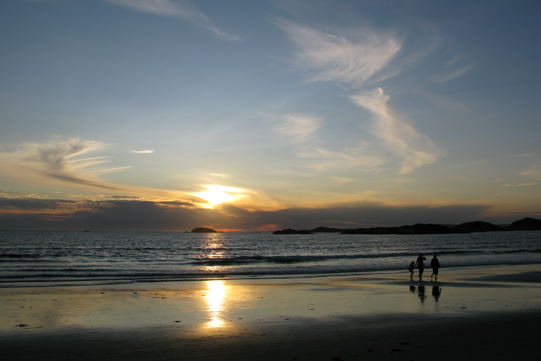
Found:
191,227 -> 218,233
273,217 -> 541,235
273,228 -> 313,235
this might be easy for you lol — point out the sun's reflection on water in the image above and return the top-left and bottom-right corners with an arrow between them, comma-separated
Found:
204,280 -> 227,328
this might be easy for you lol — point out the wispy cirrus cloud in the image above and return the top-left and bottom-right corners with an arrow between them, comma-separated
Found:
130,149 -> 154,154
430,56 -> 473,83
297,146 -> 386,172
351,88 -> 441,174
279,20 -> 440,174
500,182 -> 536,188
0,137 -> 127,191
0,138 -> 275,210
521,167 -> 541,181
279,19 -> 401,87
105,0 -> 240,41
430,64 -> 473,83
275,114 -> 322,143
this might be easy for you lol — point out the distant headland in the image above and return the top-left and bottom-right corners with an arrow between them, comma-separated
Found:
191,227 -> 218,233
273,217 -> 541,235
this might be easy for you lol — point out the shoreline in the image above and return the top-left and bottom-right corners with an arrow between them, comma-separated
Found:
3,261 -> 541,289
2,263 -> 540,360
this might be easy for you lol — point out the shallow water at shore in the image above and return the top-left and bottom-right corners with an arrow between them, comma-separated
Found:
1,230 -> 541,286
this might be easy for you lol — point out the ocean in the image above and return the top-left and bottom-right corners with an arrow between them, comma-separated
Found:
1,230 -> 540,287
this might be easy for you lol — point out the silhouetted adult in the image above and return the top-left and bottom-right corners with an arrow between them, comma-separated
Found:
415,253 -> 426,281
430,254 -> 440,282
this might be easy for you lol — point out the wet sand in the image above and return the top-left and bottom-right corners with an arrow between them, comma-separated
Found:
2,264 -> 540,360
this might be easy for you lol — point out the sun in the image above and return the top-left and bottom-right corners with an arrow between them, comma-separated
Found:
192,185 -> 245,208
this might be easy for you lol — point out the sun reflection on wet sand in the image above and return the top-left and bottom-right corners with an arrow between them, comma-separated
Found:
204,280 -> 227,328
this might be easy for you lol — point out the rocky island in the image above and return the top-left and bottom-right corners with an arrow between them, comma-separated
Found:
272,217 -> 541,235
191,227 -> 218,233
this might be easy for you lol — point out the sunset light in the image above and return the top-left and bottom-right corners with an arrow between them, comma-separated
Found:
0,1 -> 539,360
192,185 -> 246,208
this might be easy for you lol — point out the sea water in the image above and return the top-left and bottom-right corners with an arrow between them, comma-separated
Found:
1,230 -> 540,287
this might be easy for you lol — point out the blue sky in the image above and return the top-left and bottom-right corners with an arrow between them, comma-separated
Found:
0,0 -> 539,230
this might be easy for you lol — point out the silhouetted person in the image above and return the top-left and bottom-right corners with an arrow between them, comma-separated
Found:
415,253 -> 426,281
432,285 -> 442,301
409,285 -> 416,293
408,261 -> 415,281
430,254 -> 440,282
417,285 -> 426,303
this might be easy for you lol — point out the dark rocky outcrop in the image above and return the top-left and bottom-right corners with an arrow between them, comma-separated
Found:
272,217 -> 541,235
395,223 -> 456,234
342,224 -> 457,235
311,226 -> 343,233
354,227 -> 404,234
191,227 -> 217,233
273,229 -> 313,234
341,227 -> 397,234
454,221 -> 502,233
508,217 -> 541,231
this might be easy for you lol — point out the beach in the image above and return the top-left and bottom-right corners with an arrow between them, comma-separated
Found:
2,264 -> 540,360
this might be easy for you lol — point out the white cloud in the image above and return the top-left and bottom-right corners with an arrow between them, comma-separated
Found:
206,172 -> 230,179
0,138 -> 197,202
131,149 -> 154,154
298,146 -> 386,172
275,114 -> 321,143
0,138 -> 127,191
521,167 -> 541,181
105,0 -> 240,41
351,87 -> 441,174
279,20 -> 401,87
501,182 -> 537,188
430,64 -> 473,83
331,176 -> 353,184
279,20 -> 441,174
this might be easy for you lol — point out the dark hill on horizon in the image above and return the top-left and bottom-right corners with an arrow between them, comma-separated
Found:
272,217 -> 541,235
508,217 -> 541,231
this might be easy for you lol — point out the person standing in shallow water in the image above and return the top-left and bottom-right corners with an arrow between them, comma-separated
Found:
415,254 -> 426,281
430,254 -> 440,282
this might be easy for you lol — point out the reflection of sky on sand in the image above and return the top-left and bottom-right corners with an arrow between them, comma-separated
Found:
2,265 -> 541,335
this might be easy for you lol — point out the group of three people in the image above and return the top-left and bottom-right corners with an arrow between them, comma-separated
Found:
409,253 -> 439,282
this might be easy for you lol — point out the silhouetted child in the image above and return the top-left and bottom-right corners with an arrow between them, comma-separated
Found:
415,253 -> 426,281
408,261 -> 415,281
430,254 -> 440,282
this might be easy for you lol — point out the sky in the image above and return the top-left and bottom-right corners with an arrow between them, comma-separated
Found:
0,0 -> 539,231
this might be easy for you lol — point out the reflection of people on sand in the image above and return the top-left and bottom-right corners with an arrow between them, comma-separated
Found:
430,254 -> 440,282
409,285 -> 416,293
417,285 -> 426,303
415,254 -> 426,281
432,286 -> 442,301
408,261 -> 415,281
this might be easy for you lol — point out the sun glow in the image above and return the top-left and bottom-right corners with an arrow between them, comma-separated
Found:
192,185 -> 246,208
